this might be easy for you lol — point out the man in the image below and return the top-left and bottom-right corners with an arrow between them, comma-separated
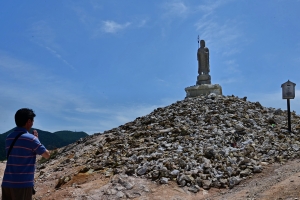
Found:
2,108 -> 50,200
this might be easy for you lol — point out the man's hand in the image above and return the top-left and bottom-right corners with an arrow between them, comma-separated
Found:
41,150 -> 50,159
32,130 -> 38,138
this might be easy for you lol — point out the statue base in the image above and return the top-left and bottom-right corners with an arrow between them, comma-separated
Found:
185,84 -> 222,98
196,74 -> 211,85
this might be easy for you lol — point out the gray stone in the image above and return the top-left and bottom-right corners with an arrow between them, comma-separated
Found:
177,174 -> 191,183
202,157 -> 212,168
105,189 -> 118,195
235,124 -> 245,132
124,190 -> 142,199
151,170 -> 160,180
208,93 -> 217,99
202,179 -> 212,190
188,185 -> 200,193
185,84 -> 222,97
253,165 -> 262,173
274,108 -> 283,115
115,186 -> 125,191
292,144 -> 299,151
116,191 -> 125,198
118,178 -> 134,190
240,168 -> 252,177
219,179 -> 228,188
159,128 -> 173,133
137,166 -> 148,176
170,169 -> 180,177
53,93 -> 300,194
195,177 -> 202,187
64,176 -> 71,183
160,177 -> 169,184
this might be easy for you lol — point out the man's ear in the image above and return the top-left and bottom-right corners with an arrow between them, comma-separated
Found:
24,119 -> 32,130
25,119 -> 31,125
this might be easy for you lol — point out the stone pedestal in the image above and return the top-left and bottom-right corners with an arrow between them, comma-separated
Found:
185,84 -> 222,98
197,74 -> 211,85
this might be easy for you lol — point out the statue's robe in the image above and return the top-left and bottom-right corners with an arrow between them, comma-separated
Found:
197,47 -> 210,75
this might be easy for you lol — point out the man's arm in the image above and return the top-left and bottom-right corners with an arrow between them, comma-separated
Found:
41,150 -> 50,159
32,129 -> 50,159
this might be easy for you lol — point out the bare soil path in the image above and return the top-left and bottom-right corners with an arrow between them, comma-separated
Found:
0,159 -> 299,199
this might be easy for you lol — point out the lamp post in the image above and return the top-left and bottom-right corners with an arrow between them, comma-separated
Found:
281,80 -> 296,132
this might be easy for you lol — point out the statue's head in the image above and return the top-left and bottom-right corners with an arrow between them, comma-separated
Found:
200,40 -> 205,47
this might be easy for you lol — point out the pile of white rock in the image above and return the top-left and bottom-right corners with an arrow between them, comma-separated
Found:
53,94 -> 300,192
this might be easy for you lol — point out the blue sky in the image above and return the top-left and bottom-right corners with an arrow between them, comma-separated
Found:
1,0 -> 300,134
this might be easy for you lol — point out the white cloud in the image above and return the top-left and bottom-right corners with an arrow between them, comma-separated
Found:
0,53 -> 34,72
75,107 -> 111,114
72,6 -> 90,24
223,59 -> 240,73
102,21 -> 131,33
0,54 -> 85,112
30,21 -> 56,46
195,19 -> 242,55
217,78 -> 239,85
70,3 -> 148,37
154,77 -> 169,86
137,19 -> 149,27
29,21 -> 74,69
71,103 -> 167,134
0,53 -> 176,135
163,0 -> 189,18
45,46 -> 75,70
222,48 -> 240,56
197,0 -> 229,18
213,59 -> 244,85
292,55 -> 300,66
193,0 -> 243,57
89,0 -> 102,10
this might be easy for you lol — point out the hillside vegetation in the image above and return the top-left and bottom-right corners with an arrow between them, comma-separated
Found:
0,128 -> 88,161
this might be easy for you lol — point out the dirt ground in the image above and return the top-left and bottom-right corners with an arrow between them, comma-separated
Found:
0,159 -> 300,199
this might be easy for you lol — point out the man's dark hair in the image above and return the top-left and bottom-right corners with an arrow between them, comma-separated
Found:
15,108 -> 36,127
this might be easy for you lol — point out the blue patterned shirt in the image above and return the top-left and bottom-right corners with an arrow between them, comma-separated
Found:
2,127 -> 46,188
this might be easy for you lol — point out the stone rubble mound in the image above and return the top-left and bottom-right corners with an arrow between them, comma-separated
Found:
42,94 -> 300,195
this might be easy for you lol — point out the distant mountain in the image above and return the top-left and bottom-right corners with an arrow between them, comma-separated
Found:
0,128 -> 88,161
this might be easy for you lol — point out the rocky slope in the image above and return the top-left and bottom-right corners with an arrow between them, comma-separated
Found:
33,94 -> 300,199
